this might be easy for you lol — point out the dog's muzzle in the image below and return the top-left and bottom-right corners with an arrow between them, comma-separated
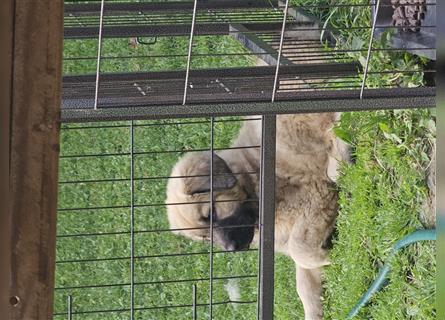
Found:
213,201 -> 258,251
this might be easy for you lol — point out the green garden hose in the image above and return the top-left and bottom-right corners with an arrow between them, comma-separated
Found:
347,229 -> 437,319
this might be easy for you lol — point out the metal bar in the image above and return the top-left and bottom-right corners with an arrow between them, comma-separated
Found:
63,51 -> 259,61
209,117 -> 215,319
56,223 -> 260,239
62,23 -> 431,39
56,248 -> 259,264
229,24 -> 294,66
57,198 -> 260,213
62,90 -> 433,118
55,274 -> 257,291
62,16 -> 290,28
60,87 -> 435,123
53,300 -> 257,316
63,68 -> 429,82
93,0 -> 105,110
67,295 -> 73,320
360,0 -> 381,99
63,19 -> 287,29
183,0 -> 198,105
64,22 -> 288,38
58,171 -> 258,185
68,36 -> 430,60
272,0 -> 290,102
65,0 -> 278,13
64,52 -> 356,65
257,115 -> 276,320
63,10 -> 285,20
59,145 -> 260,159
130,121 -> 135,320
63,0 -> 436,12
61,117 -> 261,130
66,74 -> 437,106
61,11 -> 295,22
193,284 -> 197,320
63,64 -> 360,82
68,45 -> 421,62
67,88 -> 422,111
56,224 -> 260,238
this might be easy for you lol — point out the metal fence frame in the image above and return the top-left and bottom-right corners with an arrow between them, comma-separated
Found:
56,0 -> 436,319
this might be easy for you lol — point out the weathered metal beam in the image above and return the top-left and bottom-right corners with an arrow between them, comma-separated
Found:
64,22 -> 295,39
63,63 -> 360,83
60,87 -> 435,122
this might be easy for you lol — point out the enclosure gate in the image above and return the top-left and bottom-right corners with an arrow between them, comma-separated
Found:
56,0 -> 435,319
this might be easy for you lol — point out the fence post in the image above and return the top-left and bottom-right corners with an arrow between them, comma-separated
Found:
258,115 -> 276,320
7,0 -> 63,319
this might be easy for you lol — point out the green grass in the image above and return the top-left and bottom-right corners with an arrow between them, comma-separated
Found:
289,0 -> 428,89
56,2 -> 435,319
325,109 -> 436,319
63,35 -> 257,75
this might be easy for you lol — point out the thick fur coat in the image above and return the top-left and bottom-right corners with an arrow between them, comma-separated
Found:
166,113 -> 349,319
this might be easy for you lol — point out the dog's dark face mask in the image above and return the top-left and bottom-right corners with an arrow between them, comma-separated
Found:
183,152 -> 258,251
212,201 -> 258,251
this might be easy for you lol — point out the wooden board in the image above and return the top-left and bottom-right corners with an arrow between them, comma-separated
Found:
6,0 -> 63,319
0,0 -> 14,316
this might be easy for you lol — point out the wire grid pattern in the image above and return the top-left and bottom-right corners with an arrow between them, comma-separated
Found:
56,0 -> 435,319
55,116 -> 270,319
61,0 -> 435,114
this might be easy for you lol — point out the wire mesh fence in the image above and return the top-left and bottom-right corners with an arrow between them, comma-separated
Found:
61,0 -> 435,118
56,0 -> 435,319
55,116 -> 271,319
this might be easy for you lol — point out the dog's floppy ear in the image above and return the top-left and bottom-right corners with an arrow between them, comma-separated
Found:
184,152 -> 237,195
